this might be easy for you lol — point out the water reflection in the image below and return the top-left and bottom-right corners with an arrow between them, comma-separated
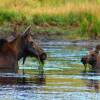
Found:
0,40 -> 100,100
0,73 -> 46,85
82,68 -> 100,92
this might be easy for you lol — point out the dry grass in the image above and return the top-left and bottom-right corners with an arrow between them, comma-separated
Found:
0,0 -> 100,39
0,0 -> 100,17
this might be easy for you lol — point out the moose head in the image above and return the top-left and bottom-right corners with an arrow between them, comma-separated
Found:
81,45 -> 100,71
7,25 -> 47,66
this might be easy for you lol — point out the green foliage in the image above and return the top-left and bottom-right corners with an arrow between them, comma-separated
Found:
0,10 -> 16,24
65,12 -> 82,26
0,9 -> 30,25
0,10 -> 100,39
0,0 -> 100,39
79,12 -> 100,39
32,14 -> 66,26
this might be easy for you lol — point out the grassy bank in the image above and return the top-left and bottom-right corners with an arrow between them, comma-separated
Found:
0,0 -> 100,40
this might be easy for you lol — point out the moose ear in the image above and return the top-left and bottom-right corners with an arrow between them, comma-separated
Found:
22,25 -> 31,37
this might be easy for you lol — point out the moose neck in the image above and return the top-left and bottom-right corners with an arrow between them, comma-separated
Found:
8,36 -> 25,60
16,37 -> 25,60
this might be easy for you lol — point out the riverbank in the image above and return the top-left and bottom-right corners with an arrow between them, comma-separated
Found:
0,12 -> 100,40
0,24 -> 100,41
0,0 -> 100,40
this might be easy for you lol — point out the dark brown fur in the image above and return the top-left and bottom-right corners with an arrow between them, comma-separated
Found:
0,26 -> 47,73
81,45 -> 100,71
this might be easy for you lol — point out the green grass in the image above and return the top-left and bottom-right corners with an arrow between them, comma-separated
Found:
0,0 -> 100,40
31,12 -> 100,39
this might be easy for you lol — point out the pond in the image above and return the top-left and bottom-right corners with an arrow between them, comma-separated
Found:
0,39 -> 100,100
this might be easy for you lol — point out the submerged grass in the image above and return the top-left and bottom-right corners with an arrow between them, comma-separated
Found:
0,0 -> 100,39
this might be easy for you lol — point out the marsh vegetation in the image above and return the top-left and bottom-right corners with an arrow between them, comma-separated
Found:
0,0 -> 100,39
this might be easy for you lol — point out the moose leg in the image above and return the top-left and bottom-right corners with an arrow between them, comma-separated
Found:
37,65 -> 45,84
84,64 -> 87,71
38,65 -> 44,75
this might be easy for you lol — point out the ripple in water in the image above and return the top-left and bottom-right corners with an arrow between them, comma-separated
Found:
0,40 -> 100,100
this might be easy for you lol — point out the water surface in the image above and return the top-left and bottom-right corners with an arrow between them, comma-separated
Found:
0,40 -> 100,100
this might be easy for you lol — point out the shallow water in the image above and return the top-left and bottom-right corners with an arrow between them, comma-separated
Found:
0,40 -> 100,100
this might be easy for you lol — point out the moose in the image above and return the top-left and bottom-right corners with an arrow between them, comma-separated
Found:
0,25 -> 47,73
81,44 -> 100,72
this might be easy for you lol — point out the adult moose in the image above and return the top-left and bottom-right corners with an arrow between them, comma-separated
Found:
81,44 -> 100,71
81,45 -> 100,92
0,25 -> 47,74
